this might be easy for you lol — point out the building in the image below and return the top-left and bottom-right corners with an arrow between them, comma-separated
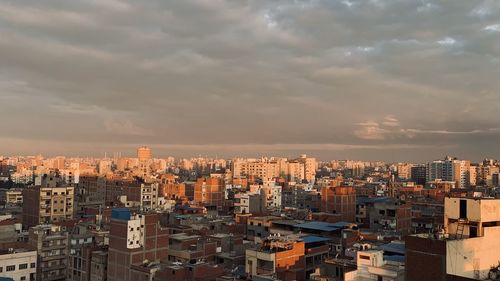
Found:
4,189 -> 23,205
66,222 -> 108,281
426,157 -> 470,189
406,196 -> 500,281
320,186 -> 356,222
89,250 -> 108,281
28,225 -> 68,281
0,248 -> 37,281
75,175 -> 106,216
107,210 -> 168,281
166,233 -> 217,263
345,250 -> 405,281
246,235 -> 306,281
410,165 -> 427,185
139,183 -> 159,211
137,146 -> 152,179
194,177 -> 224,208
22,184 -> 75,228
396,163 -> 412,180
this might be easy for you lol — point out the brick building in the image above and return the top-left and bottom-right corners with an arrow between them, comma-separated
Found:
107,210 -> 169,281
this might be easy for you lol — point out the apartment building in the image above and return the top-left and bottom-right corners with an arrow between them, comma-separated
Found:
406,196 -> 500,280
107,210 -> 168,281
320,185 -> 356,222
28,225 -> 68,281
0,248 -> 37,281
194,177 -> 224,208
22,185 -> 74,228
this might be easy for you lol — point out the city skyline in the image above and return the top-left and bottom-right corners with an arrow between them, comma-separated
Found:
2,1 -> 500,161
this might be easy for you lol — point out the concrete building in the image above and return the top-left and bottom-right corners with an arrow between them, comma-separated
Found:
66,223 -> 108,281
139,183 -> 159,211
166,233 -> 217,263
345,250 -> 405,281
396,163 -> 412,180
28,225 -> 68,281
4,189 -> 23,205
0,248 -> 37,281
246,235 -> 306,281
75,175 -> 106,216
406,196 -> 500,281
137,146 -> 152,179
410,165 -> 426,185
22,185 -> 75,228
89,250 -> 107,281
426,157 -> 470,189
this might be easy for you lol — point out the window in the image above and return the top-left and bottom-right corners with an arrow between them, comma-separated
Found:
19,263 -> 28,269
6,265 -> 15,271
0,267 -> 2,272
21,277 -> 26,281
359,255 -> 370,260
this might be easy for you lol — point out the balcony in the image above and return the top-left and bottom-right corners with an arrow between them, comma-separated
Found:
41,264 -> 66,272
42,254 -> 67,261
42,243 -> 66,250
256,267 -> 274,276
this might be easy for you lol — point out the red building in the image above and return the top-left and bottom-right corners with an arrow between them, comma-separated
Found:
107,212 -> 169,281
320,186 -> 356,222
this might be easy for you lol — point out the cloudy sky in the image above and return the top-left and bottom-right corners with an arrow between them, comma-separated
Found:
1,0 -> 500,162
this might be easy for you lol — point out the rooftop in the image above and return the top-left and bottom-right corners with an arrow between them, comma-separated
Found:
295,221 -> 354,232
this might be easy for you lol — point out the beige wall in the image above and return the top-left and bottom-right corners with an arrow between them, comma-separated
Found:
447,226 -> 500,279
445,198 -> 500,223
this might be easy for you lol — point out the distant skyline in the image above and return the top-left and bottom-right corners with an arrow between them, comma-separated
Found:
1,0 -> 500,161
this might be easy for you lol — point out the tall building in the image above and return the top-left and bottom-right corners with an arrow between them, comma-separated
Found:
22,178 -> 75,228
396,163 -> 412,180
107,210 -> 168,281
28,225 -> 68,281
410,165 -> 426,185
320,185 -> 356,222
137,146 -> 152,179
426,156 -> 470,189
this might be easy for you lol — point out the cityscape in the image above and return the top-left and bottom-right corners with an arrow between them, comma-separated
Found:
1,1 -> 500,281
2,149 -> 500,281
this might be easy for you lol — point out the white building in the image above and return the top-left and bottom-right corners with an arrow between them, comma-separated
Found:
345,250 -> 404,281
0,248 -> 37,281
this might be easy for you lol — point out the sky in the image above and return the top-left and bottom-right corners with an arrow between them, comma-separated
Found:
1,0 -> 500,162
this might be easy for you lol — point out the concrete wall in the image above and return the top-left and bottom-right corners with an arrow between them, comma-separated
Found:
0,250 -> 37,281
446,226 -> 500,279
445,198 -> 500,223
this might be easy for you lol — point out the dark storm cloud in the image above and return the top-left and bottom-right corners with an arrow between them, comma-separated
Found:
1,0 -> 500,161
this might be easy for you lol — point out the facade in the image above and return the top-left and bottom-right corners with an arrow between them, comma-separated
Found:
320,186 -> 356,222
246,236 -> 306,281
345,250 -> 404,281
89,250 -> 108,281
137,146 -> 152,179
22,186 -> 75,228
406,197 -> 500,281
0,248 -> 37,281
28,225 -> 68,281
166,233 -> 217,263
426,157 -> 470,189
194,177 -> 224,208
5,189 -> 23,204
107,212 -> 168,281
140,183 -> 159,211
410,165 -> 426,185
